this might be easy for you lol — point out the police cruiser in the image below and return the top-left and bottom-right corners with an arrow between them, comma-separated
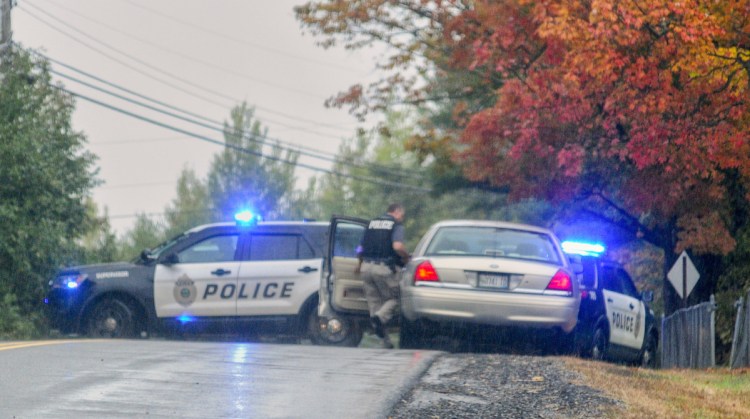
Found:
45,212 -> 363,346
563,241 -> 659,367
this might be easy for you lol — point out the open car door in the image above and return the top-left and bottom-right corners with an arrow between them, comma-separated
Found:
321,216 -> 369,317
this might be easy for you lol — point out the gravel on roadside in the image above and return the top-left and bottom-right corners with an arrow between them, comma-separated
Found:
388,353 -> 622,419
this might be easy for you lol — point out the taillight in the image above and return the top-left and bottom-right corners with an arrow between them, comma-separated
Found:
546,270 -> 573,292
414,261 -> 439,283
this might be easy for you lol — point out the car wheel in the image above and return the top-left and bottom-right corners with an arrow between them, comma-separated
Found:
591,326 -> 609,361
640,333 -> 658,369
398,315 -> 424,349
306,309 -> 363,347
84,298 -> 139,338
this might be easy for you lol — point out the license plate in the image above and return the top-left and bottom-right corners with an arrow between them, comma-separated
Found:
477,273 -> 509,289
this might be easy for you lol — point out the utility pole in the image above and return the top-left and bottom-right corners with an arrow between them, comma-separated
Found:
1,0 -> 12,53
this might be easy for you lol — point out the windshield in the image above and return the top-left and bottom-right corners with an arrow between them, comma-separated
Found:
133,232 -> 190,263
424,226 -> 562,264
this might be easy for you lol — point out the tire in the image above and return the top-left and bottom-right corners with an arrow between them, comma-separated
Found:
398,315 -> 424,349
84,298 -> 139,338
306,309 -> 363,347
640,333 -> 658,369
590,326 -> 609,361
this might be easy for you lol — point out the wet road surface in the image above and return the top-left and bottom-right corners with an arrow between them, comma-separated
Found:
0,339 -> 439,418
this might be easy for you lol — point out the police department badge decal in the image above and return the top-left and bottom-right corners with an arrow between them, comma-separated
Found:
173,275 -> 197,307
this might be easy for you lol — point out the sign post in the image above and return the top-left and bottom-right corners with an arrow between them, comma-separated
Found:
667,251 -> 700,308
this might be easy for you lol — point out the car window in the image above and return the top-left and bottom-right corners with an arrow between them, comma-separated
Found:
176,234 -> 239,264
600,266 -> 624,294
424,226 -> 561,264
617,268 -> 640,298
333,222 -> 365,257
249,234 -> 314,261
580,258 -> 597,289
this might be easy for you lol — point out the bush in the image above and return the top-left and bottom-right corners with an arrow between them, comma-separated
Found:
0,293 -> 43,340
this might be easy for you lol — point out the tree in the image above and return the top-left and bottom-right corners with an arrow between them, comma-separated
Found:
311,110 -> 554,246
0,47 -> 97,334
76,198 -> 119,264
163,166 -> 211,239
297,1 -> 750,314
207,103 -> 299,221
117,214 -> 165,261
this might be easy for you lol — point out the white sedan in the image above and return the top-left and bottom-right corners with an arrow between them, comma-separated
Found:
398,220 -> 581,349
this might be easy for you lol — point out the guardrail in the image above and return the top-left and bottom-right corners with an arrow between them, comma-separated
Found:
661,295 -> 716,369
730,290 -> 750,369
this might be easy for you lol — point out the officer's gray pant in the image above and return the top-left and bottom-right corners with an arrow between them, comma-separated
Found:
361,263 -> 400,325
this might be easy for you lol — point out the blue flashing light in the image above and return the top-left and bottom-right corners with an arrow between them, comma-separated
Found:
234,210 -> 262,226
66,281 -> 79,289
177,315 -> 195,324
562,241 -> 606,257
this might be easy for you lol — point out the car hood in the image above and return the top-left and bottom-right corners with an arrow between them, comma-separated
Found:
58,262 -> 140,280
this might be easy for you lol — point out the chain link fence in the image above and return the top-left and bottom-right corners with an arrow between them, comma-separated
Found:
730,290 -> 750,369
661,295 -> 716,369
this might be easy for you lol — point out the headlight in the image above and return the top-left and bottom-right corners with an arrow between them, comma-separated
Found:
50,273 -> 86,290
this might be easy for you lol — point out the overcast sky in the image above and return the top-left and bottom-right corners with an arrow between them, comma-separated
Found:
12,0 -> 380,234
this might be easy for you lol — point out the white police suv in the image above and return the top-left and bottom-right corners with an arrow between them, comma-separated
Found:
45,214 -> 363,346
563,242 -> 659,367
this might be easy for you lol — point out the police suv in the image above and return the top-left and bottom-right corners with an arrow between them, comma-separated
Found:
45,215 -> 363,346
563,242 -> 659,367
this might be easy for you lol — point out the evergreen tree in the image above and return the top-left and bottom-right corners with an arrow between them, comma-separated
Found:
207,103 -> 299,221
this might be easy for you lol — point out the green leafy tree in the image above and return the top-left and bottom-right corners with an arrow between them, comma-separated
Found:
312,110 -> 555,247
117,214 -> 165,261
76,198 -> 119,264
207,103 -> 299,221
163,166 -> 211,239
0,48 -> 97,336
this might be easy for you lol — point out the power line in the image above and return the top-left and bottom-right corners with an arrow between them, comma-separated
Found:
19,7 -> 357,140
49,65 -> 422,180
28,0 -> 361,135
118,0 -> 364,74
50,83 -> 433,193
98,180 -> 177,190
33,51 -> 349,143
20,1 -> 328,102
17,4 -> 233,110
26,47 -> 425,179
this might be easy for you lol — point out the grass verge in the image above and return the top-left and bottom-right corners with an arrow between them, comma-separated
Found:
563,357 -> 750,418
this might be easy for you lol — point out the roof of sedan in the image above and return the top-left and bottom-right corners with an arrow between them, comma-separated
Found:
429,219 -> 554,234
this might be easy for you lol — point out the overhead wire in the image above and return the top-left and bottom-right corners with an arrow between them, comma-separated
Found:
19,1 -> 326,101
28,0 -> 361,134
117,0 -> 364,74
48,83 -> 433,193
19,5 -> 362,141
17,4 -> 232,111
49,66 -> 344,166
36,54 -> 424,180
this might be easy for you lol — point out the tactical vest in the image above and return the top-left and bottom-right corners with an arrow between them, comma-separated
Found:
360,214 -> 400,265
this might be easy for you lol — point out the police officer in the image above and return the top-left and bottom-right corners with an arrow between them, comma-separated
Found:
356,203 -> 410,349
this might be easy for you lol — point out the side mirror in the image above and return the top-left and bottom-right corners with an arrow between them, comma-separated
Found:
642,290 -> 654,303
140,249 -> 157,263
161,253 -> 180,265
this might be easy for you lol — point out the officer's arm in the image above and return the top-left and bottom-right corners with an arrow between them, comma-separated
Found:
393,241 -> 410,264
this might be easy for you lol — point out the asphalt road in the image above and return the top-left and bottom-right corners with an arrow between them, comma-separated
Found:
0,339 -> 440,418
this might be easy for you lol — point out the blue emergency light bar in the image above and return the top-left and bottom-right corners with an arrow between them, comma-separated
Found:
561,241 -> 606,257
177,315 -> 195,324
234,210 -> 262,226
